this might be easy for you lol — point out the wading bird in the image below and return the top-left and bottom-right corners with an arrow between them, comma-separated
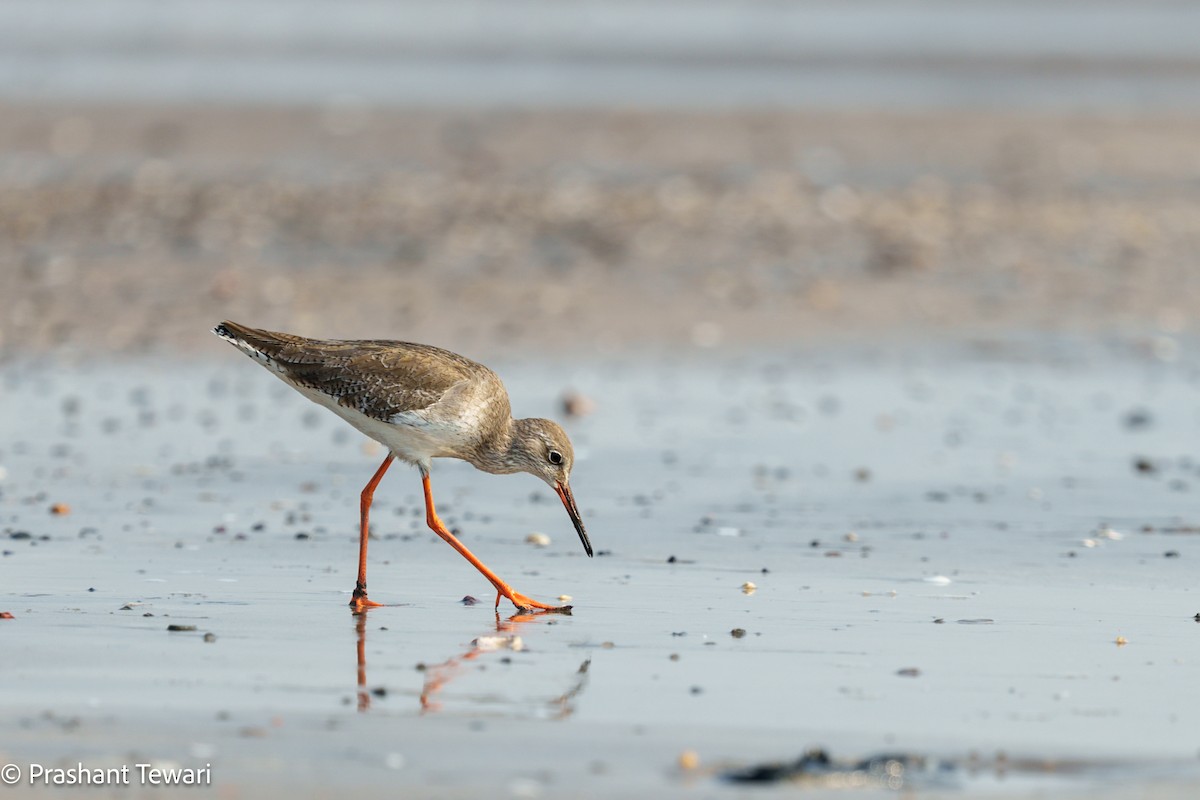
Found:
214,321 -> 591,612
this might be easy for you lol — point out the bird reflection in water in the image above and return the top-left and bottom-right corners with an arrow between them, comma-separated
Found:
354,609 -> 591,717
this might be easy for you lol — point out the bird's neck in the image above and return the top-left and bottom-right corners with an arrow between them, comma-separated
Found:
469,417 -> 523,475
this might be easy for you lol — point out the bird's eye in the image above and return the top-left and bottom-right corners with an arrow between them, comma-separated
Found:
548,450 -> 564,465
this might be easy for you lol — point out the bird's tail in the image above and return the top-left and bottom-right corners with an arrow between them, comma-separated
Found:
212,320 -> 291,367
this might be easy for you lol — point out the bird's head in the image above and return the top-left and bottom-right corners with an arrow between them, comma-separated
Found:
511,418 -> 592,557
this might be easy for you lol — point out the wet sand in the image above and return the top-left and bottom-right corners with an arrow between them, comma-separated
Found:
4,337 -> 1200,797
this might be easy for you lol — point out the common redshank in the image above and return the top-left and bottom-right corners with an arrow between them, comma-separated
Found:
213,321 -> 591,613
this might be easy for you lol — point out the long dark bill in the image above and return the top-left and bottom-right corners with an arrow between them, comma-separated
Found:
555,482 -> 593,557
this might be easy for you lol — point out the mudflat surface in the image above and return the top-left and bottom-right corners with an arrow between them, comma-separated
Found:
3,337 -> 1200,797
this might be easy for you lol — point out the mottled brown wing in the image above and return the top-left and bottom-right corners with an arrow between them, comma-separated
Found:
214,321 -> 485,421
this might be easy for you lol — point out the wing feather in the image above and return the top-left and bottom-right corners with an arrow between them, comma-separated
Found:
213,321 -> 486,421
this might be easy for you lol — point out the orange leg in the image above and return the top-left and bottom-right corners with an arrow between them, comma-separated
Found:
351,454 -> 394,610
422,474 -> 569,613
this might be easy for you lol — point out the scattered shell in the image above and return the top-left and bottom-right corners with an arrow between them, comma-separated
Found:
717,526 -> 741,537
741,581 -> 757,595
678,751 -> 700,770
473,635 -> 524,652
1097,527 -> 1124,540
526,532 -> 551,547
924,575 -> 952,585
1115,636 -> 1129,646
557,594 -> 573,602
49,503 -> 71,515
844,531 -> 859,542
896,667 -> 921,677
1081,539 -> 1098,548
0,612 -> 14,619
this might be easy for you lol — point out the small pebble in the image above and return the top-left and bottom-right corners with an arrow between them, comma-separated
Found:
924,575 -> 952,585
167,624 -> 197,632
461,595 -> 479,605
897,667 -> 921,677
678,750 -> 700,770
1133,457 -> 1156,474
525,532 -> 551,547
560,391 -> 596,418
1115,636 -> 1129,646
203,632 -> 216,643
741,581 -> 757,595
49,503 -> 71,515
557,594 -> 572,602
730,628 -> 746,639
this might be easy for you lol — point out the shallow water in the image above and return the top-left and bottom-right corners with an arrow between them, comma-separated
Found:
3,337 -> 1200,797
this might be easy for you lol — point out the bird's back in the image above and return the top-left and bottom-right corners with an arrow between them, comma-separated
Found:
213,321 -> 505,425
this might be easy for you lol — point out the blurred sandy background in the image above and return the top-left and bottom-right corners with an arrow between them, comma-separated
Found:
2,0 -> 1199,358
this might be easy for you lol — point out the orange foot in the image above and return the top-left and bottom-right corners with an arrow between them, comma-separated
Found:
350,587 -> 381,614
351,598 -> 383,612
496,588 -> 572,614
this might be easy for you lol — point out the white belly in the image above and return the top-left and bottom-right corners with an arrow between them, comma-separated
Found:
292,384 -> 468,470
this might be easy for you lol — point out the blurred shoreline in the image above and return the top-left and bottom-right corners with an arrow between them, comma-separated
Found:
4,1 -> 1200,111
3,102 -> 1199,359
